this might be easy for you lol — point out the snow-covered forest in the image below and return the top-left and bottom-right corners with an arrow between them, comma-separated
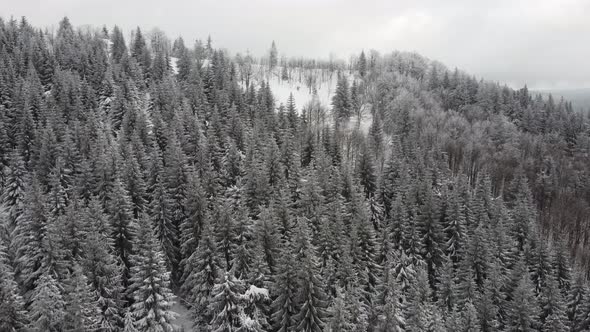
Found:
1,16 -> 590,332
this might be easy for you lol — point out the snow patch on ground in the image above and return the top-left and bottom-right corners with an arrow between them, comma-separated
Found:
239,65 -> 372,133
170,298 -> 192,332
169,57 -> 179,75
244,65 -> 355,113
346,103 -> 374,134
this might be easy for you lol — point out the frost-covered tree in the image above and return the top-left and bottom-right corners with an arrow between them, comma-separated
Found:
0,242 -> 28,331
208,272 -> 245,332
128,215 -> 177,332
63,264 -> 100,332
184,217 -> 223,328
28,272 -> 65,332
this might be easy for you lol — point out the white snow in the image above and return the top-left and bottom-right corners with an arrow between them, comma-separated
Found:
101,38 -> 113,55
243,65 -> 354,113
169,57 -> 179,75
238,64 -> 372,133
244,285 -> 270,300
170,298 -> 193,331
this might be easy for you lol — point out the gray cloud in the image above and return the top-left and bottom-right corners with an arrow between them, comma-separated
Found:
4,0 -> 590,88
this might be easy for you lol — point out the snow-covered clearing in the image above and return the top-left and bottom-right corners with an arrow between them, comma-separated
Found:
244,65 -> 356,112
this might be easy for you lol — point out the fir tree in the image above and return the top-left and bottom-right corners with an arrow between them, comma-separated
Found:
28,272 -> 66,332
0,242 -> 28,331
63,264 -> 100,332
332,73 -> 350,122
128,215 -> 177,332
208,272 -> 245,332
108,178 -> 137,287
271,245 -> 299,332
184,218 -> 223,328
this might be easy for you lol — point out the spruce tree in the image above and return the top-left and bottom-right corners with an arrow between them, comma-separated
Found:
128,215 -> 177,332
63,263 -> 100,332
1,149 -> 26,228
28,272 -> 66,332
271,245 -> 299,332
0,242 -> 28,331
292,220 -> 328,332
505,274 -> 539,332
208,272 -> 245,332
12,177 -> 50,302
108,178 -> 137,287
332,73 -> 350,121
184,217 -> 223,328
82,199 -> 124,331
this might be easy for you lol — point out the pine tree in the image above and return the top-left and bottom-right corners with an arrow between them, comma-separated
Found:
539,274 -> 568,332
28,272 -> 66,332
444,189 -> 467,262
358,51 -> 367,77
404,267 -> 434,332
150,172 -> 178,278
375,263 -> 405,332
254,205 -> 281,274
419,184 -> 445,289
269,41 -> 278,71
179,172 -> 207,279
184,218 -> 223,328
208,272 -> 245,332
130,27 -> 152,79
128,215 -> 177,332
242,282 -> 271,332
12,178 -> 50,302
63,264 -> 100,332
332,73 -> 350,121
437,255 -> 457,312
328,289 -> 353,332
355,144 -> 377,198
1,149 -> 26,228
123,309 -> 140,332
505,274 -> 539,332
231,206 -> 255,279
292,221 -> 328,332
271,245 -> 299,332
108,178 -> 137,287
567,272 -> 590,332
0,242 -> 28,331
82,199 -> 124,331
111,26 -> 128,63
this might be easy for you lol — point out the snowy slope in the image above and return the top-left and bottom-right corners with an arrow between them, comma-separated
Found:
239,64 -> 373,133
245,65 -> 347,112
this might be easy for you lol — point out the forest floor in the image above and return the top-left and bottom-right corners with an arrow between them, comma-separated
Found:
171,298 -> 193,332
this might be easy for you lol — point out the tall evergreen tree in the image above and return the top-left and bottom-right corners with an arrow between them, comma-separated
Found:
128,215 -> 177,332
0,241 -> 28,331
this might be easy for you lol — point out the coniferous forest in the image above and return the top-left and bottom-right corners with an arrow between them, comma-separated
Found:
1,16 -> 590,332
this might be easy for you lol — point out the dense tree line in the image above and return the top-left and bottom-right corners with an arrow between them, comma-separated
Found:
0,16 -> 589,331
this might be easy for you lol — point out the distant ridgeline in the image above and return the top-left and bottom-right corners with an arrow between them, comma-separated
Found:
1,16 -> 590,332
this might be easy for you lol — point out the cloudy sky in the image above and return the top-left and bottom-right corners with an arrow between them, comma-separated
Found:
5,0 -> 590,89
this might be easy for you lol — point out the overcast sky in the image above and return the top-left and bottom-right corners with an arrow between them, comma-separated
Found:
4,0 -> 590,89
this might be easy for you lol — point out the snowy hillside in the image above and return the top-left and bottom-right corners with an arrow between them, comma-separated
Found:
240,64 -> 374,134
245,65 -> 347,111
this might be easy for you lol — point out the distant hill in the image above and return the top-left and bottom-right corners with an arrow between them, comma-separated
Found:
534,88 -> 590,112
